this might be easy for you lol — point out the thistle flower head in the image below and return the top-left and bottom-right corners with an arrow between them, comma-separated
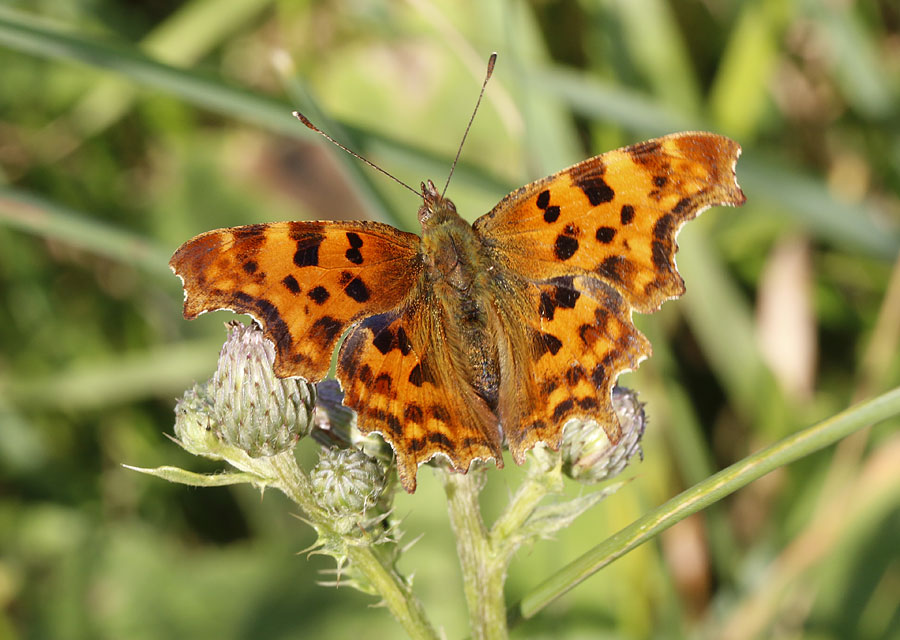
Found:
561,386 -> 647,484
211,321 -> 316,457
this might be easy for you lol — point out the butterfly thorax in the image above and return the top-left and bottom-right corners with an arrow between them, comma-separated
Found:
417,180 -> 500,408
418,180 -> 491,293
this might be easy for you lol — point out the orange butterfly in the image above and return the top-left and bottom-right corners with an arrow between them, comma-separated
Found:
171,71 -> 745,493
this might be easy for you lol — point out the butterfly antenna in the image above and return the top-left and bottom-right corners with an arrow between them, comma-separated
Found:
442,52 -> 497,198
292,111 -> 422,199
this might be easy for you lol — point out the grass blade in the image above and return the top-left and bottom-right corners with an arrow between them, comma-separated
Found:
509,385 -> 900,624
0,186 -> 172,278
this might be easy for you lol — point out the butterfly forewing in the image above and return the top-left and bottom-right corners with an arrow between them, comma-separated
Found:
170,221 -> 421,381
474,132 -> 746,313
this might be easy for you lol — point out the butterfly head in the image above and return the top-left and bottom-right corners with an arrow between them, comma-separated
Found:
418,179 -> 459,229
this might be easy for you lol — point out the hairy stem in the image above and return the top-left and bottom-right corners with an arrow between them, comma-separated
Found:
266,453 -> 439,640
491,454 -> 564,557
440,468 -> 508,640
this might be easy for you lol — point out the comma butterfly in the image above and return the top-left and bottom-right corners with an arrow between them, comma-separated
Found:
170,59 -> 745,492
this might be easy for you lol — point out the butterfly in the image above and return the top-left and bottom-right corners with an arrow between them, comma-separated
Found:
171,128 -> 745,492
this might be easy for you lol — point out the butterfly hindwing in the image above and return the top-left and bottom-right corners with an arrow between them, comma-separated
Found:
338,295 -> 502,492
483,270 -> 650,461
170,221 -> 421,380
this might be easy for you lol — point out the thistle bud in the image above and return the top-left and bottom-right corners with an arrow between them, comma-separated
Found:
211,321 -> 316,457
561,386 -> 646,484
173,382 -> 221,457
311,447 -> 386,515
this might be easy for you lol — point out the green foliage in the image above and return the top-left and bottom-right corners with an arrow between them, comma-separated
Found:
1,1 -> 898,638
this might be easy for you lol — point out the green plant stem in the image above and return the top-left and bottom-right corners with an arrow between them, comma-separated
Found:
491,456 -> 563,552
440,469 -> 508,640
265,454 -> 439,640
508,385 -> 900,626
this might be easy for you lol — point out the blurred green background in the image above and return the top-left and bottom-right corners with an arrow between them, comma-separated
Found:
1,0 -> 898,638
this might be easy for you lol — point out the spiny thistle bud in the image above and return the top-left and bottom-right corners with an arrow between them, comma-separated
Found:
561,386 -> 646,484
311,447 -> 386,516
173,382 -> 220,457
211,321 -> 316,457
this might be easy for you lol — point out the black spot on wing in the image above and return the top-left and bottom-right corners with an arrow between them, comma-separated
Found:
384,412 -> 402,437
672,197 -> 692,216
346,232 -> 363,248
654,176 -> 668,187
293,236 -> 323,268
396,326 -> 412,355
543,206 -> 560,223
372,326 -> 394,354
573,174 -> 615,205
345,248 -> 363,264
242,260 -> 258,274
620,204 -> 635,225
554,235 -> 579,260
536,190 -> 550,209
409,362 -> 435,387
630,140 -> 661,159
652,241 -> 670,269
308,286 -> 330,304
595,226 -> 616,244
374,373 -> 392,393
234,224 -> 266,239
591,363 -> 607,387
233,292 -> 293,356
597,255 -> 632,283
534,331 -> 563,356
579,323 -> 601,346
552,279 -> 579,308
565,365 -> 585,386
539,291 -> 556,320
282,274 -> 301,294
344,276 -> 370,303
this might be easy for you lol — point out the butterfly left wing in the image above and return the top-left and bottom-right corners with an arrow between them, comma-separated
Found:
170,221 -> 421,381
475,132 -> 745,313
476,132 -> 744,455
